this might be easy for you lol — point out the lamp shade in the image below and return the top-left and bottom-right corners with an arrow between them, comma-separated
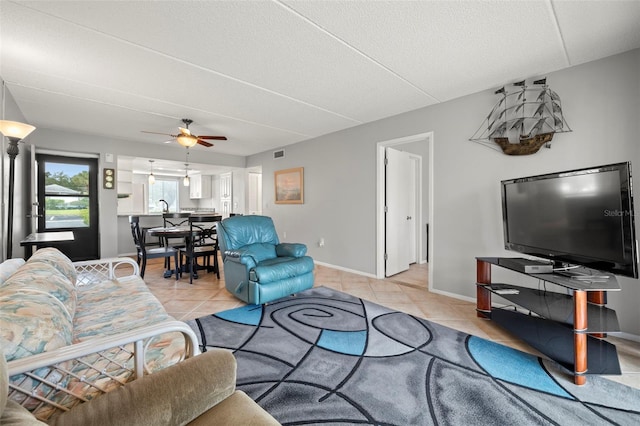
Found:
176,134 -> 198,148
0,120 -> 36,140
183,175 -> 190,186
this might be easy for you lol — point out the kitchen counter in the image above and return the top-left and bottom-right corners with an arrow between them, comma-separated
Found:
118,213 -> 163,217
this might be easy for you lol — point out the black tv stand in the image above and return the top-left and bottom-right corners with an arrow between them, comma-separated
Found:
476,257 -> 621,386
554,270 -> 586,278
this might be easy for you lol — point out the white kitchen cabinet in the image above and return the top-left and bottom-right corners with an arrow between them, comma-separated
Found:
219,172 -> 232,216
189,174 -> 211,199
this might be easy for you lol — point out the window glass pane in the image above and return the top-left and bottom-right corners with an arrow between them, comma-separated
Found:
45,196 -> 89,229
44,162 -> 90,229
45,163 -> 89,194
148,179 -> 179,213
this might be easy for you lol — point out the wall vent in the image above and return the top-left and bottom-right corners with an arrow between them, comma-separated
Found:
273,149 -> 285,159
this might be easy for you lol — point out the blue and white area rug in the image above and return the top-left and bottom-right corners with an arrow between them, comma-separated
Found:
187,287 -> 640,425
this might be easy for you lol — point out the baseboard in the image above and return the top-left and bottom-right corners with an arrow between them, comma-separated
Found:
607,331 -> 640,343
313,260 -> 377,279
429,287 -> 476,304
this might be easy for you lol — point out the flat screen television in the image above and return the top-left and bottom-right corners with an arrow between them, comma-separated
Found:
501,162 -> 638,278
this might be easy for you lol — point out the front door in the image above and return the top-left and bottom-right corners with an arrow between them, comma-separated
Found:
36,154 -> 100,260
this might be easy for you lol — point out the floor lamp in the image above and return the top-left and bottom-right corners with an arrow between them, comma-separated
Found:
0,120 -> 36,258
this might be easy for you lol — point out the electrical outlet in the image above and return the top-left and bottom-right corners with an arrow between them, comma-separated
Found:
319,238 -> 325,247
283,231 -> 287,239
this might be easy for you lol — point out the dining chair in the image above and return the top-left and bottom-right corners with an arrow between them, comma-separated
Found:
162,212 -> 191,249
179,215 -> 221,284
129,216 -> 180,280
163,212 -> 191,228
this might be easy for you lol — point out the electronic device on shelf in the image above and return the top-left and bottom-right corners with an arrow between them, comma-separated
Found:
497,257 -> 554,274
501,162 -> 638,279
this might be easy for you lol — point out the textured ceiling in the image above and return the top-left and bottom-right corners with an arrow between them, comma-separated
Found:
1,0 -> 640,158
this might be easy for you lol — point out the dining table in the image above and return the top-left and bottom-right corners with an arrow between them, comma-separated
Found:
147,214 -> 222,279
147,226 -> 196,278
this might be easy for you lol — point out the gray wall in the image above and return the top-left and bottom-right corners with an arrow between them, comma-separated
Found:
248,49 -> 640,335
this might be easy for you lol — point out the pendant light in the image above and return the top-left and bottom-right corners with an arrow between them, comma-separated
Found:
183,164 -> 190,186
183,149 -> 190,186
148,160 -> 155,184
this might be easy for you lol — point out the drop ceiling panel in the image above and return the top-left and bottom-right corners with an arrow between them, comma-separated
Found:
2,1 -> 640,161
552,1 -> 640,65
1,2 -> 359,138
285,1 -> 569,101
11,1 -> 435,123
8,85 -> 302,156
3,67 -> 308,141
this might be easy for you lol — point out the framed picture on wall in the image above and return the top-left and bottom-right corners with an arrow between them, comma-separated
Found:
275,167 -> 304,204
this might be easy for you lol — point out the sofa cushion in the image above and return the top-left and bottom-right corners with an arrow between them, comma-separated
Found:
0,258 -> 26,287
189,391 -> 281,426
46,350 -> 239,426
0,291 -> 74,362
3,263 -> 76,319
1,401 -> 48,425
27,247 -> 77,286
73,275 -> 171,341
251,256 -> 315,284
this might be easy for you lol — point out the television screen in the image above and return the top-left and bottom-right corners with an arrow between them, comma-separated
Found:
501,162 -> 638,278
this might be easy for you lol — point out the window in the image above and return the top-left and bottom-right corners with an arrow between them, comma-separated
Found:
148,179 -> 179,213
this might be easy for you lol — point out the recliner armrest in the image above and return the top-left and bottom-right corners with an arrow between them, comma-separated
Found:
48,350 -> 237,426
276,243 -> 307,258
224,250 -> 258,270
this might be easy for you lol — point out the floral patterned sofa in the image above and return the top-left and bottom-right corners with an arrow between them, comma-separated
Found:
0,248 -> 199,422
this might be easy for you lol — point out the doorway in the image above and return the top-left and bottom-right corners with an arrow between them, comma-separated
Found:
376,132 -> 433,284
247,170 -> 263,215
36,154 -> 100,260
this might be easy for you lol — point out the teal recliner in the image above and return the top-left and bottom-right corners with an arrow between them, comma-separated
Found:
216,215 -> 314,304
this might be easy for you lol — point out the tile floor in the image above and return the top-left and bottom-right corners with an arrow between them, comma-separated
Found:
141,257 -> 640,390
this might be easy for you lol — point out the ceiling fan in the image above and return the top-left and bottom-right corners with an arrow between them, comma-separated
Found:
142,118 -> 227,148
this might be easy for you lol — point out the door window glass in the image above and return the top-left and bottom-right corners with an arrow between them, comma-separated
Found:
44,162 -> 90,229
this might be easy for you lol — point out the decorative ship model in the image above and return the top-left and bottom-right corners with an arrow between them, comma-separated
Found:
470,78 -> 571,155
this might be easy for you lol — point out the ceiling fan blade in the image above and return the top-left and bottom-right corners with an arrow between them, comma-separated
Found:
197,139 -> 214,147
198,135 -> 227,140
141,130 -> 176,137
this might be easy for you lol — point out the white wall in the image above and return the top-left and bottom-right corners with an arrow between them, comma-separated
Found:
248,49 -> 640,335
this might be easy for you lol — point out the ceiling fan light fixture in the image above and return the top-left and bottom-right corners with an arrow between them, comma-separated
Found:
177,134 -> 198,148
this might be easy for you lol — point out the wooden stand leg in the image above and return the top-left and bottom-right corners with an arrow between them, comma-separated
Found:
574,290 -> 587,385
476,259 -> 492,318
